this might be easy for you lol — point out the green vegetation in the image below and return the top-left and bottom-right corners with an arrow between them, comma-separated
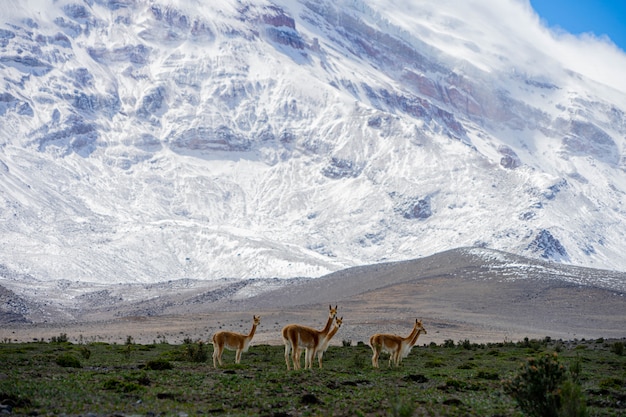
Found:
0,336 -> 625,416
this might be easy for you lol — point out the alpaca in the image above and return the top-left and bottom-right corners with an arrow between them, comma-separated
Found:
211,315 -> 260,368
315,316 -> 343,369
282,305 -> 338,370
369,319 -> 427,368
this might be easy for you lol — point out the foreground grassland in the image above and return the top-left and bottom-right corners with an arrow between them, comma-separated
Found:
1,336 -> 625,416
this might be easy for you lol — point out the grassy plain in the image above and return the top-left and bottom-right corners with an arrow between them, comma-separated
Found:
1,337 -> 625,416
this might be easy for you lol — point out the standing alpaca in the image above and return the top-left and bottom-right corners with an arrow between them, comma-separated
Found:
282,305 -> 338,370
369,319 -> 427,368
211,315 -> 261,368
315,316 -> 343,369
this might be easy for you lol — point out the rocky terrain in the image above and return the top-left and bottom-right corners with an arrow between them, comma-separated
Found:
2,248 -> 624,346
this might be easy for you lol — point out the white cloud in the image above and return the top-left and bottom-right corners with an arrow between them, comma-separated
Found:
361,0 -> 626,95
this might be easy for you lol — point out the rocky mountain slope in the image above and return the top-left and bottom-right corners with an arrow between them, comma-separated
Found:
1,0 -> 626,292
2,248 -> 624,344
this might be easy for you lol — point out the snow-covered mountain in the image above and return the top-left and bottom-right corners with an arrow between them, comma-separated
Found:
2,0 -> 626,286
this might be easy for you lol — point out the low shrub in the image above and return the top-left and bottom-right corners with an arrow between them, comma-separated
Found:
50,333 -> 69,343
424,358 -> 444,368
143,358 -> 173,370
55,354 -> 81,368
79,346 -> 91,359
459,339 -> 472,350
180,340 -> 208,363
611,341 -> 624,356
598,377 -> 623,391
504,352 -> 587,417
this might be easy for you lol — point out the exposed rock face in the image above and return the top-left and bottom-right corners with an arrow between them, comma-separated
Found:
527,230 -> 569,261
322,157 -> 363,179
498,145 -> 522,169
403,199 -> 432,220
559,120 -> 619,164
0,283 -> 31,325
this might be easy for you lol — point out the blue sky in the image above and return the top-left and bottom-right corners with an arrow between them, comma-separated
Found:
530,0 -> 626,51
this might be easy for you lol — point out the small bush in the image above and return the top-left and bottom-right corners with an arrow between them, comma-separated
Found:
569,357 -> 582,383
424,358 -> 444,368
504,353 -> 565,417
50,333 -> 69,343
351,351 -> 365,369
181,340 -> 208,363
504,352 -> 588,417
443,379 -> 466,390
610,341 -> 624,356
598,377 -> 623,391
144,358 -> 173,370
459,339 -> 472,350
79,346 -> 91,359
55,354 -> 81,368
389,394 -> 415,417
559,380 -> 588,417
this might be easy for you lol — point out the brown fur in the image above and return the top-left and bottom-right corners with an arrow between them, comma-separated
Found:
281,305 -> 337,370
315,316 -> 343,369
211,315 -> 260,368
369,319 -> 427,368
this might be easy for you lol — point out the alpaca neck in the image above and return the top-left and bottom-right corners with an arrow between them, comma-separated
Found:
327,325 -> 340,339
320,315 -> 334,335
247,324 -> 258,340
409,329 -> 423,346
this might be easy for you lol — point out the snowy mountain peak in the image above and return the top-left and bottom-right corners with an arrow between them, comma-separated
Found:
2,0 -> 626,286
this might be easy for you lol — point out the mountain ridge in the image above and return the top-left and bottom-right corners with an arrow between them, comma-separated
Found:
2,247 -> 625,344
2,247 -> 625,322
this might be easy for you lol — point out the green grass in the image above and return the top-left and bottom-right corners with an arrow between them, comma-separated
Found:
0,337 -> 624,416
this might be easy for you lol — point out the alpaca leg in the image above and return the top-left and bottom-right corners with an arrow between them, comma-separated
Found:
235,349 -> 242,364
305,348 -> 314,369
295,347 -> 303,369
213,346 -> 223,368
291,347 -> 301,370
371,346 -> 379,368
284,343 -> 292,370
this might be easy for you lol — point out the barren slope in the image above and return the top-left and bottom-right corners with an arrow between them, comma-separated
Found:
2,248 -> 624,345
